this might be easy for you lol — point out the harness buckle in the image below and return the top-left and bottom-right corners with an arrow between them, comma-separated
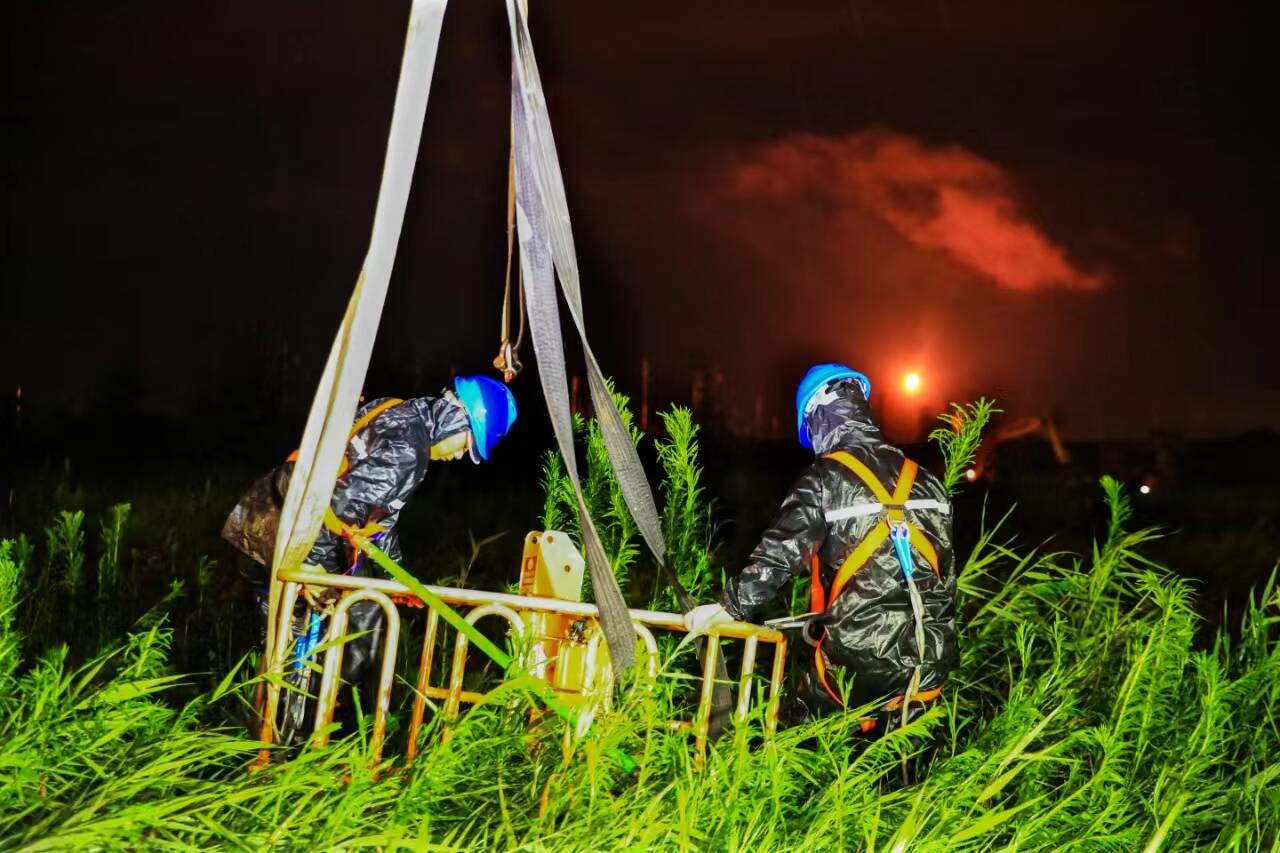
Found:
890,522 -> 915,580
802,615 -> 827,648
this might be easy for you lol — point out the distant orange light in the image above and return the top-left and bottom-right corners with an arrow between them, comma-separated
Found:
965,468 -> 978,482
903,372 -> 922,394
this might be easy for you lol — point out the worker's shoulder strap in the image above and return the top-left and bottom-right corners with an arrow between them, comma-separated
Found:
348,397 -> 405,440
286,397 -> 404,466
821,451 -> 942,603
823,450 -> 916,510
822,451 -> 950,523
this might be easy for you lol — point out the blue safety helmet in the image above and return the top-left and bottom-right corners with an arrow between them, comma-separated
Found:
795,363 -> 872,450
453,375 -> 518,461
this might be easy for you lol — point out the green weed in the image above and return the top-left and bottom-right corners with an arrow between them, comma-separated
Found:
654,406 -> 717,610
540,383 -> 645,600
0,476 -> 1274,850
1,401 -> 1276,850
930,398 -> 999,495
97,503 -> 130,646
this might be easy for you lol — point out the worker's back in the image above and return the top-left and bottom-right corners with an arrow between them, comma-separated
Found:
723,378 -> 958,716
222,394 -> 471,573
808,436 -> 956,708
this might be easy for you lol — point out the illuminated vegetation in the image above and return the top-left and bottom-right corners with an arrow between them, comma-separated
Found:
0,405 -> 1276,850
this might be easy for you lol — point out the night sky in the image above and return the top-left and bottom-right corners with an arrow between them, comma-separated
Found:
7,1 -> 1276,441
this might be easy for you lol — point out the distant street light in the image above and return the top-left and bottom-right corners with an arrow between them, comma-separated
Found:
903,372 -> 922,394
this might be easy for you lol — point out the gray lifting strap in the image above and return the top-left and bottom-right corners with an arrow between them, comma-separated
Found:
508,0 -> 729,713
507,1 -> 635,673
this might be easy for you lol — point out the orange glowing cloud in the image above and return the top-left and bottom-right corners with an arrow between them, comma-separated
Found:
731,129 -> 1107,292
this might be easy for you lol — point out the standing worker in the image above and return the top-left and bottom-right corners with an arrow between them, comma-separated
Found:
223,375 -> 518,693
685,364 -> 957,732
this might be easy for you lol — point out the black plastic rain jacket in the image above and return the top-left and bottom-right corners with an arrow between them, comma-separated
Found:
722,380 -> 958,712
222,394 -> 469,685
223,394 -> 469,574
302,395 -> 469,574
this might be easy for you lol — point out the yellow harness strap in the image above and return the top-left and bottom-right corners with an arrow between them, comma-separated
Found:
829,520 -> 891,603
812,451 -> 942,708
825,450 -> 896,503
286,397 -> 403,469
347,397 -> 405,439
321,509 -> 386,541
823,452 -> 937,601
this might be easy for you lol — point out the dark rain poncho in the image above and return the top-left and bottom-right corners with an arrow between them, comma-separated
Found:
222,394 -> 470,683
721,380 -> 958,714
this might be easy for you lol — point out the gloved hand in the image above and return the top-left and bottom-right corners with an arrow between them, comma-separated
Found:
683,603 -> 732,637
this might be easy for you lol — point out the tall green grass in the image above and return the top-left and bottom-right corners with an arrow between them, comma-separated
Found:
96,503 -> 130,647
930,398 -> 998,494
541,384 -> 645,600
1,486 -> 1275,848
1,400 -> 1276,849
540,397 -> 721,614
653,406 -> 717,610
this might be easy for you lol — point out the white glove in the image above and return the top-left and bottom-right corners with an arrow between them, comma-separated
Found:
683,603 -> 732,637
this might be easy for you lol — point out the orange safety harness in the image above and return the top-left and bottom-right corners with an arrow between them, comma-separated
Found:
285,398 -> 404,567
810,451 -> 944,723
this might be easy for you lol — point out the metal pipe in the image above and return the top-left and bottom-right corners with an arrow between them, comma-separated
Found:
365,592 -> 401,763
736,635 -> 759,722
406,607 -> 440,761
582,622 -> 661,712
278,567 -> 783,643
256,566 -> 290,762
766,635 -> 788,738
694,632 -> 722,761
445,602 -> 526,723
312,589 -> 401,762
256,581 -> 299,761
419,686 -> 487,705
634,623 -> 661,679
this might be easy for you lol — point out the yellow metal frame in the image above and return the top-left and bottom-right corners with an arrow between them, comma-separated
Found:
259,568 -> 788,764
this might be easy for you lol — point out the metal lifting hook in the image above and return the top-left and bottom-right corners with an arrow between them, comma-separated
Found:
493,338 -> 523,384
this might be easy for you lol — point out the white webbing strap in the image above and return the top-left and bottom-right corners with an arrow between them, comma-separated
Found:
825,499 -> 951,523
266,0 -> 450,670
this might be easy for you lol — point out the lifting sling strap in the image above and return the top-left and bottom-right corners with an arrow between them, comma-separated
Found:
811,451 -> 944,714
509,0 -> 727,711
257,0 -> 448,756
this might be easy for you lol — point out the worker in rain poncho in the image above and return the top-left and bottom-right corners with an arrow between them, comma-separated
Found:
685,364 -> 957,731
223,375 -> 518,689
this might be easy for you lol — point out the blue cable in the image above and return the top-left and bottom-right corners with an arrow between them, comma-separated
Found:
293,611 -> 322,675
